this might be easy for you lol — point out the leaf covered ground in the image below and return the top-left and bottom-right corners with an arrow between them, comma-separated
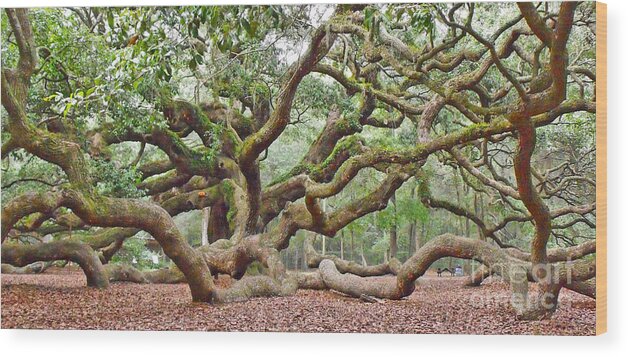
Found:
1,267 -> 594,335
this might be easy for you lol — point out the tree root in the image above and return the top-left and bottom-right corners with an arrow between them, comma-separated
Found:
465,264 -> 492,287
214,275 -> 298,303
104,264 -> 186,284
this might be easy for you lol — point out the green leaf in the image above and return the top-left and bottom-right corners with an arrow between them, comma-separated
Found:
188,58 -> 197,70
241,18 -> 253,37
107,11 -> 114,29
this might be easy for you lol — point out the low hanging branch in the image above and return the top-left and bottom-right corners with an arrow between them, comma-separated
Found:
304,235 -> 400,277
2,240 -> 109,288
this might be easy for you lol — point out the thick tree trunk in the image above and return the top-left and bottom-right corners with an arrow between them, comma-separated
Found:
77,196 -> 215,302
212,241 -> 297,303
105,233 -> 303,302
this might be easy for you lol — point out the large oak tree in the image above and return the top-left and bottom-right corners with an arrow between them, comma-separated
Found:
1,3 -> 597,319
